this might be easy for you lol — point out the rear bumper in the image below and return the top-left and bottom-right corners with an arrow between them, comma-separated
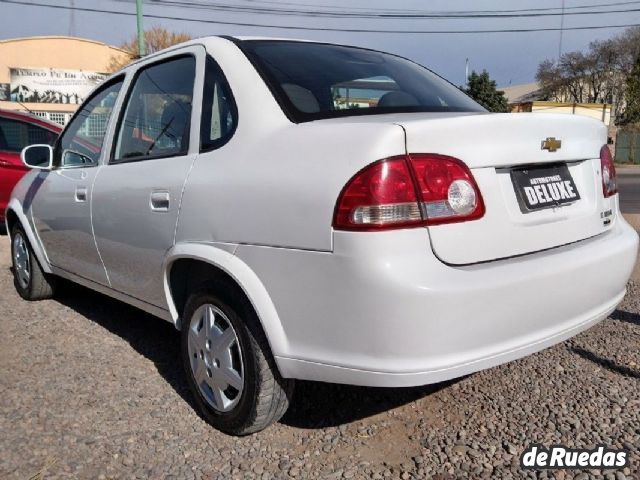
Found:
275,291 -> 621,387
235,217 -> 638,387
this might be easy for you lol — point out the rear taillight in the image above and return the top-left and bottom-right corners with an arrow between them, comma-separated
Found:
333,154 -> 484,230
333,156 -> 422,230
600,145 -> 617,198
409,154 -> 485,225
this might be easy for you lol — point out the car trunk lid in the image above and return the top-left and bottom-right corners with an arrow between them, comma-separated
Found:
398,113 -> 615,265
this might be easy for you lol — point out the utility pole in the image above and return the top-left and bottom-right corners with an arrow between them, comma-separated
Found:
465,58 -> 469,88
136,0 -> 146,57
69,0 -> 75,36
558,0 -> 565,61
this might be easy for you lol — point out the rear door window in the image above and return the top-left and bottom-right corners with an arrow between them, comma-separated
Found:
0,118 -> 57,152
113,56 -> 196,162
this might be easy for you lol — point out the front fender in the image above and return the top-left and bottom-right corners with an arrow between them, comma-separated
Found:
5,197 -> 52,274
163,242 -> 289,358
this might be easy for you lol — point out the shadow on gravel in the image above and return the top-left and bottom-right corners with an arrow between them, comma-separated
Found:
569,346 -> 640,379
53,281 -> 456,428
281,379 -> 456,429
611,309 -> 640,326
53,281 -> 196,406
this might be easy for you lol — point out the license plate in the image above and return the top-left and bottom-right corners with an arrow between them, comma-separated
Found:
510,163 -> 580,213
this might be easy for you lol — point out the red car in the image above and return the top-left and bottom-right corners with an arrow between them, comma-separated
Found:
0,109 -> 61,225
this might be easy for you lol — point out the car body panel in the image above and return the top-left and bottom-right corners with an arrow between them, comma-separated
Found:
398,113 -> 612,264
163,241 -> 289,356
91,44 -> 206,307
399,112 -> 606,168
176,121 -> 406,252
5,192 -> 53,273
30,166 -> 108,283
93,153 -> 198,306
236,216 -> 637,386
176,37 -> 410,252
430,159 -> 615,264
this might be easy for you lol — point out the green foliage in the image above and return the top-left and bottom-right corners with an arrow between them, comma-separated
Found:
463,70 -> 510,113
622,54 -> 640,124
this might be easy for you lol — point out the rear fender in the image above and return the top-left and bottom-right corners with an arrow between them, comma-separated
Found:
162,242 -> 289,358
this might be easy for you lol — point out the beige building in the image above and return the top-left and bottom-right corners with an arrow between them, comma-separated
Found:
501,82 -> 543,105
511,101 -> 612,127
0,36 -> 131,125
501,82 -> 612,128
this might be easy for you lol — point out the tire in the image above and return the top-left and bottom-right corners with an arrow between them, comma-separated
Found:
181,280 -> 294,435
10,224 -> 55,301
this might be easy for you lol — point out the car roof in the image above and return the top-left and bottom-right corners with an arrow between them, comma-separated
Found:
100,36 -> 366,87
0,108 -> 63,132
118,36 -> 346,71
228,36 -> 316,43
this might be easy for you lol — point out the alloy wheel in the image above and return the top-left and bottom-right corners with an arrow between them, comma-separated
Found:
12,232 -> 30,289
187,303 -> 244,412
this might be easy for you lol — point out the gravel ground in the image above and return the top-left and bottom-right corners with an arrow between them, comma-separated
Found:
0,236 -> 639,480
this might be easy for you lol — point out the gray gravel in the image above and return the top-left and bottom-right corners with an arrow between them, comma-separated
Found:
0,236 -> 638,479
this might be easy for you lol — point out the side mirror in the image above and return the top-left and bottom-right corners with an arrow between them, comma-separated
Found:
21,144 -> 54,170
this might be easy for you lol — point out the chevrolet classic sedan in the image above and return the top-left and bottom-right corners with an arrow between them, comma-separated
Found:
6,37 -> 638,435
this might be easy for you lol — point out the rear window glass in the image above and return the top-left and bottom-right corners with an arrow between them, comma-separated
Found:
241,41 -> 485,122
0,117 -> 57,152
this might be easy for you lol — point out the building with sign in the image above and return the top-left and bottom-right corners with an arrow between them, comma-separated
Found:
0,36 -> 131,125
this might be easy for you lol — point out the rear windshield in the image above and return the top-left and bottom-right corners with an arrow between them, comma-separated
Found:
241,40 -> 485,122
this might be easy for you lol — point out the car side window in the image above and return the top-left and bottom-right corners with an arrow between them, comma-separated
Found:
0,118 -> 57,152
201,56 -> 237,151
113,56 -> 196,162
57,79 -> 123,167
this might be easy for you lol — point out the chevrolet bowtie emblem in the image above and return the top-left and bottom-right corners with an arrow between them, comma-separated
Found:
541,137 -> 562,152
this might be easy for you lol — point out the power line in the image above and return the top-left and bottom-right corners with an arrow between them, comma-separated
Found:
2,0 -> 640,34
171,0 -> 640,15
126,0 -> 640,19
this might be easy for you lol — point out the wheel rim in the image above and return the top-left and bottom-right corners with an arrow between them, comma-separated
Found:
12,232 -> 30,289
187,303 -> 244,412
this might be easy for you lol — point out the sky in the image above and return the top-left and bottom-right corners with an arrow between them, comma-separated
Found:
0,0 -> 639,87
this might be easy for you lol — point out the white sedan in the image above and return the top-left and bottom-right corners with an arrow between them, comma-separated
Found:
6,37 -> 638,434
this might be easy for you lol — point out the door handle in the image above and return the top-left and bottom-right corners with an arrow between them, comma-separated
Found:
150,191 -> 170,212
75,186 -> 88,202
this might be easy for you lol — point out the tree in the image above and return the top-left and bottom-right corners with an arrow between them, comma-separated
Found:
464,70 -> 509,112
536,26 -> 640,122
622,54 -> 640,124
107,27 -> 192,72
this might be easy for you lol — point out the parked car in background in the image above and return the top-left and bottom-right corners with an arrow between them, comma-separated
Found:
0,109 -> 60,227
6,37 -> 638,435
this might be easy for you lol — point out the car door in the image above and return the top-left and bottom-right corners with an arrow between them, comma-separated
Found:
30,78 -> 124,284
92,46 -> 205,308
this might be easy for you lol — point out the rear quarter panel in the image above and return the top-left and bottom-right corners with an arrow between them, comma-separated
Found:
176,39 -> 407,251
177,122 -> 406,251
